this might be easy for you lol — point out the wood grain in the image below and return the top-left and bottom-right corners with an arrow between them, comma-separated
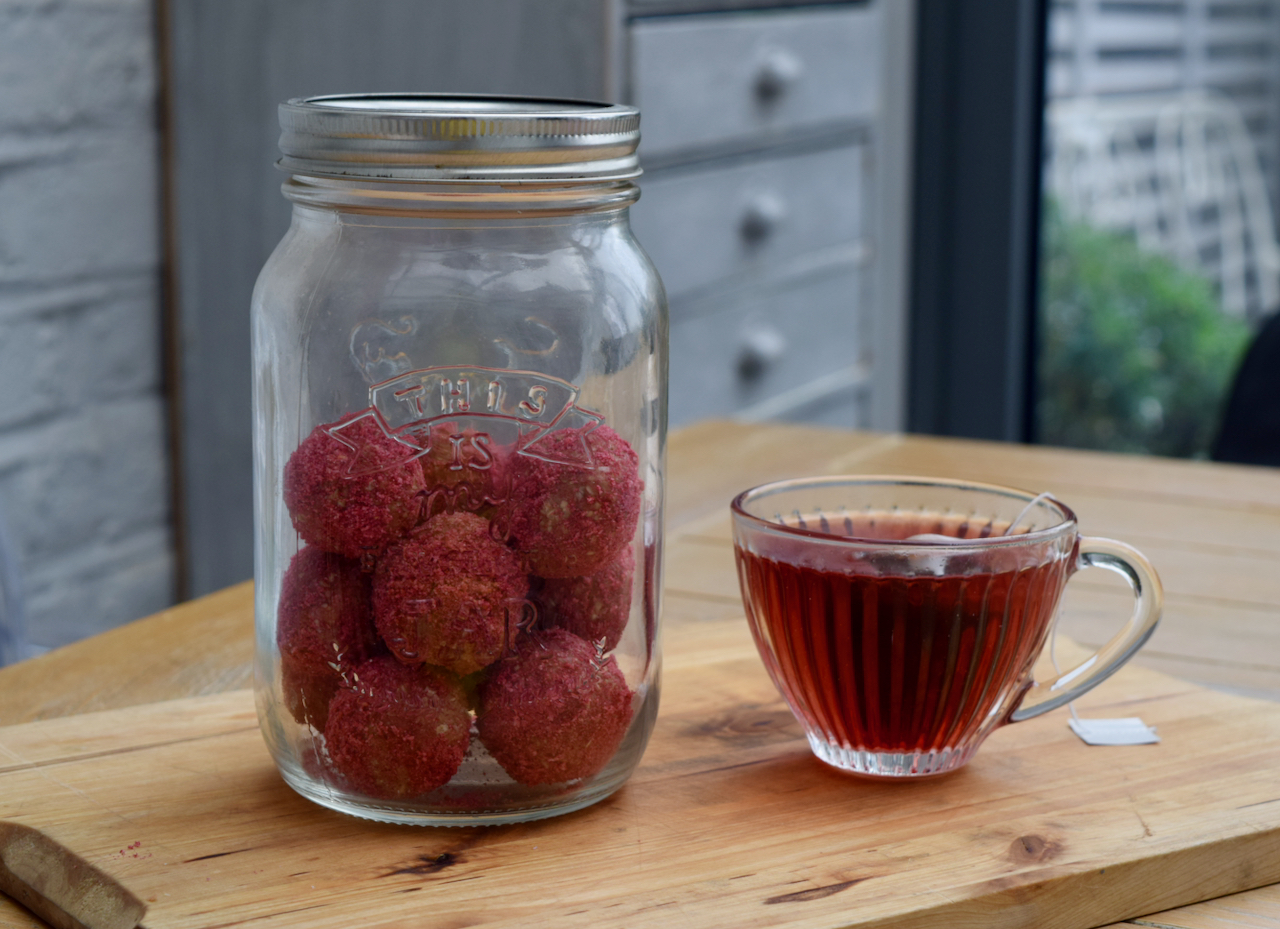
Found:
1123,884 -> 1280,929
0,582 -> 253,727
1,621 -> 1279,929
664,421 -> 897,529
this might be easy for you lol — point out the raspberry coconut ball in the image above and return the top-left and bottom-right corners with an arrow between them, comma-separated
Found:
477,627 -> 633,785
507,424 -> 641,578
324,657 -> 471,801
283,412 -> 426,558
373,511 -> 527,676
537,545 -> 634,653
276,546 -> 380,731
417,421 -> 510,513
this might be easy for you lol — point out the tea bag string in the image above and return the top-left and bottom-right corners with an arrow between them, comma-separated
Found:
906,490 -> 1058,543
1037,496 -> 1154,740
1048,602 -> 1084,726
903,491 -> 1093,729
1023,492 -> 1084,723
1008,491 -> 1057,536
1015,492 -> 1082,720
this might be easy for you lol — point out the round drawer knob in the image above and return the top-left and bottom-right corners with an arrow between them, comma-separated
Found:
755,49 -> 804,103
740,192 -> 787,244
737,321 -> 788,381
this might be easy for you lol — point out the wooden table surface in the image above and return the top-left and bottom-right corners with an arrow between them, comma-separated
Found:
2,420 -> 1280,928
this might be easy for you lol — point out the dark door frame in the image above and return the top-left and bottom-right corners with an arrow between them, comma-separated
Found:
906,0 -> 1049,442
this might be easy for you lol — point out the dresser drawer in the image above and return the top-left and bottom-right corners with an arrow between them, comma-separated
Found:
631,142 -> 862,299
631,4 -> 879,158
668,267 -> 861,427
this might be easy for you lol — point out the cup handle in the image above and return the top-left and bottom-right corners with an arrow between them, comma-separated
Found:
1009,536 -> 1163,723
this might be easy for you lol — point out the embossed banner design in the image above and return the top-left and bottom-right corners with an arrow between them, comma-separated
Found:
327,366 -> 606,477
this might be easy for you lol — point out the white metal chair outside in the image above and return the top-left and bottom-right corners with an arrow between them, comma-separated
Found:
1047,91 -> 1280,322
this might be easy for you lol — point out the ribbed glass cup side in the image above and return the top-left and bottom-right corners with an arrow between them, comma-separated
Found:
732,477 -> 1077,777
807,739 -> 981,778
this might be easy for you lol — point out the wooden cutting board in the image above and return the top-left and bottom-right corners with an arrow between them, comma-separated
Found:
2,618 -> 1279,929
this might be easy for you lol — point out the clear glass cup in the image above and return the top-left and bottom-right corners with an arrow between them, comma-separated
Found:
252,95 -> 667,825
731,476 -> 1162,777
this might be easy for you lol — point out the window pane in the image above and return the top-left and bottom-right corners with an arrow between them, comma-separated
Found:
1038,0 -> 1278,458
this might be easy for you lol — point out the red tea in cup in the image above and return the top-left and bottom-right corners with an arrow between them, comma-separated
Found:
731,477 -> 1162,777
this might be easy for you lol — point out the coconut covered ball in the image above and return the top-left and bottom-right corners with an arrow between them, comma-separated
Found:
537,545 -> 634,653
417,421 -> 510,514
477,628 -> 633,786
373,511 -> 527,676
507,424 -> 641,578
283,412 -> 426,558
276,546 -> 380,731
324,657 -> 472,800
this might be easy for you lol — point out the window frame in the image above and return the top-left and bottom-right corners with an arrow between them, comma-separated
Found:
906,0 -> 1049,442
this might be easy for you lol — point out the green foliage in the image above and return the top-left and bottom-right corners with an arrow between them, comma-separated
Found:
1038,202 -> 1252,458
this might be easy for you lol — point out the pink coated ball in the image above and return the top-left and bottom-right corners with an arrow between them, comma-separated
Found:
507,424 -> 641,578
417,421 -> 510,516
324,656 -> 472,800
536,544 -> 634,653
276,546 -> 380,731
477,628 -> 633,786
283,412 -> 426,559
373,511 -> 527,676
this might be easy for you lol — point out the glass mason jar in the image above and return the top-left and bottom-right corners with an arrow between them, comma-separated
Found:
251,95 -> 667,826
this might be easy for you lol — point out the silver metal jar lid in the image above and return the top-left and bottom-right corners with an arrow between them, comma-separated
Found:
278,94 -> 641,182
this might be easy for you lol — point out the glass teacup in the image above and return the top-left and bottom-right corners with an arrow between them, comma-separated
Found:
731,476 -> 1162,778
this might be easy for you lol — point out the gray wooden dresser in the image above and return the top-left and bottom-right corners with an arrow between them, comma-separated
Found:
624,2 -> 880,427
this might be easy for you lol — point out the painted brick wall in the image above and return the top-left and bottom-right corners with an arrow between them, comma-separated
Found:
0,0 -> 173,653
